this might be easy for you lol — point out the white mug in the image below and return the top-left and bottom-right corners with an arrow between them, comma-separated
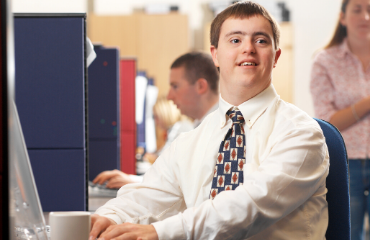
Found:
49,211 -> 91,240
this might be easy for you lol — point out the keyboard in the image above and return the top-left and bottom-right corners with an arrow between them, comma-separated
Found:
88,181 -> 119,198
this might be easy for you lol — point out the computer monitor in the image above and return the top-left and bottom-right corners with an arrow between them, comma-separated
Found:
1,0 -> 10,237
1,0 -> 48,239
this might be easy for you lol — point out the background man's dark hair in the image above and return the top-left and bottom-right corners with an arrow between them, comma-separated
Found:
171,51 -> 219,94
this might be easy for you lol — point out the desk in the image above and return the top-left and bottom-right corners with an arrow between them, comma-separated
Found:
89,197 -> 112,212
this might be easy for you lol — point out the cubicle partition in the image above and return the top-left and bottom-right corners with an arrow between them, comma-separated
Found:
88,45 -> 120,181
120,58 -> 136,175
14,13 -> 87,211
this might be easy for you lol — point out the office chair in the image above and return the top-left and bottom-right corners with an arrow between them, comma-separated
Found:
314,118 -> 350,240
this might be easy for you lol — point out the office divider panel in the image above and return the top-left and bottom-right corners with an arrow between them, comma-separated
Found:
88,45 -> 120,181
28,149 -> 85,211
120,59 -> 136,175
14,13 -> 87,211
136,71 -> 147,149
89,140 -> 118,180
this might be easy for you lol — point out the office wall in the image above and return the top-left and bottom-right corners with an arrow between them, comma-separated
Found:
12,0 -> 87,12
290,0 -> 341,116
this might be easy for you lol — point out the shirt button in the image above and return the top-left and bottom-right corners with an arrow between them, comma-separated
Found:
247,120 -> 252,127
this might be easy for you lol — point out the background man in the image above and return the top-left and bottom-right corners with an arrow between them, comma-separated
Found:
90,2 -> 329,239
93,51 -> 219,188
167,51 -> 219,127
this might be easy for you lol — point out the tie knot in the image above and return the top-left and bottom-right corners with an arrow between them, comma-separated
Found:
227,107 -> 245,124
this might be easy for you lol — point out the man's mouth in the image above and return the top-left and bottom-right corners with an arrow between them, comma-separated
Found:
240,62 -> 257,66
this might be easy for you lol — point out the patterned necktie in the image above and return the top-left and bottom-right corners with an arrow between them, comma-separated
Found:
210,107 -> 246,200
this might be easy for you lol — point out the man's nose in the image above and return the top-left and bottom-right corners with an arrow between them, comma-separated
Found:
364,11 -> 370,21
242,41 -> 256,54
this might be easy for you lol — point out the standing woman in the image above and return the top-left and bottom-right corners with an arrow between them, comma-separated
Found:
310,0 -> 370,239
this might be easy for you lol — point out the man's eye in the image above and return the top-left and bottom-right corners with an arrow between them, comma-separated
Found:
256,39 -> 267,44
231,39 -> 240,44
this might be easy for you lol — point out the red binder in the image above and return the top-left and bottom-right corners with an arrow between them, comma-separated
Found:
119,58 -> 136,174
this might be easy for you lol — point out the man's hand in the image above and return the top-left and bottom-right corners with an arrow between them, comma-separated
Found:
90,214 -> 116,240
93,169 -> 135,188
97,222 -> 158,240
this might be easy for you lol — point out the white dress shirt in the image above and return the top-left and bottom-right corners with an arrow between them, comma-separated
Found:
159,120 -> 194,154
95,84 -> 329,239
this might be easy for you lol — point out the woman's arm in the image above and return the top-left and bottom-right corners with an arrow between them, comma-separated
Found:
329,95 -> 370,131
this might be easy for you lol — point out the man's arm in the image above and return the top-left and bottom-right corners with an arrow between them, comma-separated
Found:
91,142 -> 185,231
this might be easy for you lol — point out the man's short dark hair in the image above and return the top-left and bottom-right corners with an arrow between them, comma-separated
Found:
171,52 -> 219,94
210,1 -> 280,50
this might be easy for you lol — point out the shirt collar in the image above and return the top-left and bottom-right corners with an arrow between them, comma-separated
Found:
218,84 -> 278,128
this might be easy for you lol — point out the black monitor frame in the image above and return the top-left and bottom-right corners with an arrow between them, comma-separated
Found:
1,0 -> 10,238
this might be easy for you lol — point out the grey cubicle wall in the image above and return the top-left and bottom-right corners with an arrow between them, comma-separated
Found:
14,13 -> 88,211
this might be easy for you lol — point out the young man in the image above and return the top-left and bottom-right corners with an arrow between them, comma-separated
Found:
90,2 -> 329,240
92,52 -> 219,188
167,51 -> 219,127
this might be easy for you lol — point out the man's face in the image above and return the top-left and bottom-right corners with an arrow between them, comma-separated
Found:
211,15 -> 280,97
167,67 -> 199,118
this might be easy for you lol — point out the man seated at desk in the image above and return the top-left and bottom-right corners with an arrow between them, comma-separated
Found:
90,1 -> 329,239
93,51 -> 219,188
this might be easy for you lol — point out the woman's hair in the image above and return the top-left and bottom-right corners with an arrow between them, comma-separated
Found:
325,0 -> 350,49
153,97 -> 182,130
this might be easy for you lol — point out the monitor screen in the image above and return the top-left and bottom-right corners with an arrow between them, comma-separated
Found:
1,0 -> 48,239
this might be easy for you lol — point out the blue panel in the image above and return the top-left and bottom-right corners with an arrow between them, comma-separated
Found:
88,140 -> 120,181
14,16 -> 85,149
88,46 -> 119,139
28,149 -> 86,211
137,98 -> 146,147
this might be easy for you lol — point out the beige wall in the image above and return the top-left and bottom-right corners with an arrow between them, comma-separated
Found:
88,13 -> 190,98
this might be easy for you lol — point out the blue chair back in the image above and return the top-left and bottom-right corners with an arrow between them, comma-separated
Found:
314,118 -> 350,240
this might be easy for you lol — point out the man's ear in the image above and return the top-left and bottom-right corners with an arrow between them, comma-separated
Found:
273,48 -> 282,68
210,45 -> 219,67
195,78 -> 209,94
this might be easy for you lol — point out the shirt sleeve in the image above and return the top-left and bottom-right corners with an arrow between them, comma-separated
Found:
94,141 -> 186,234
310,53 -> 337,121
152,122 -> 329,239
